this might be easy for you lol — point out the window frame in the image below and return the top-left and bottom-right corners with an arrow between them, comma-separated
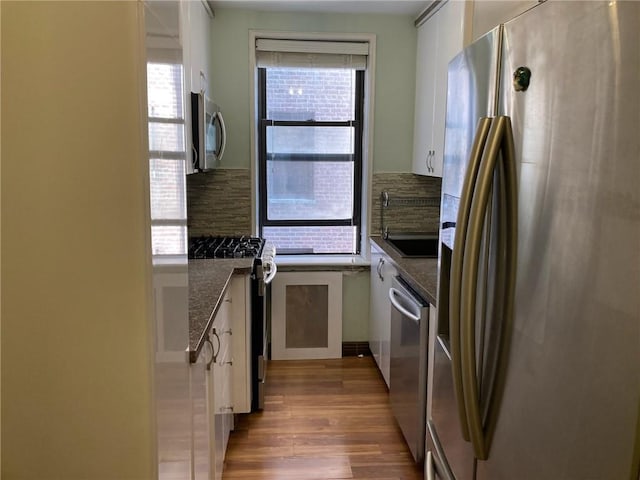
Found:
146,59 -> 188,258
256,67 -> 365,254
249,30 -> 376,262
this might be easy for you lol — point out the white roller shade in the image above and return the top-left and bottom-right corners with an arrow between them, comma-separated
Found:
256,38 -> 369,69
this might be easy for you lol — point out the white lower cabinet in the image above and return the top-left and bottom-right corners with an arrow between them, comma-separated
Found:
193,274 -> 250,480
209,284 -> 232,480
191,342 -> 212,480
369,242 -> 397,387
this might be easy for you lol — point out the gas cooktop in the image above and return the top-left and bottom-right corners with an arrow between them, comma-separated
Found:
188,236 -> 265,259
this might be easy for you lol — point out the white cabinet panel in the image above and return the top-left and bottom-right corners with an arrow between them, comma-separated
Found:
230,275 -> 252,413
192,274 -> 247,480
154,272 -> 189,362
188,0 -> 211,95
369,242 -> 397,387
271,272 -> 343,360
412,18 -> 439,176
413,0 -> 471,178
191,342 -> 213,480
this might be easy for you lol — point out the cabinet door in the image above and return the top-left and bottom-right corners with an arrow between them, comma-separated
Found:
187,0 -> 211,95
208,286 -> 233,480
369,243 -> 397,388
192,343 -> 212,480
412,20 -> 438,176
369,248 -> 383,369
230,275 -> 252,413
379,256 -> 397,386
430,0 -> 469,178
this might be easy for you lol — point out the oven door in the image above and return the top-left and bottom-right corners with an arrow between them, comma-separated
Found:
251,253 -> 277,411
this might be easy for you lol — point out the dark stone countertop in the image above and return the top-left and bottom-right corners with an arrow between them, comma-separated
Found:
188,258 -> 253,363
188,238 -> 439,363
370,236 -> 439,306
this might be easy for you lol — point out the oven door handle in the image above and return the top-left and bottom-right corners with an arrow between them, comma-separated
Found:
263,261 -> 277,285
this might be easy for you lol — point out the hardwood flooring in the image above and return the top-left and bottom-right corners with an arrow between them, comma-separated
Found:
222,356 -> 424,480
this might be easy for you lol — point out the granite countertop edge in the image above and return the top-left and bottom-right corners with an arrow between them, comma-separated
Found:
370,235 -> 439,306
188,258 -> 253,363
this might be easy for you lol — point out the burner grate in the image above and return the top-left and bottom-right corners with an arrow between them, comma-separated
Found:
188,236 -> 264,259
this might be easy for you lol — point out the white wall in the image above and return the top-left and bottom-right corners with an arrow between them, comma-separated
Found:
1,2 -> 154,478
209,8 -> 417,173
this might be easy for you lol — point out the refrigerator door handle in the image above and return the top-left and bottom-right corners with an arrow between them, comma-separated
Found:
460,116 -> 517,460
449,117 -> 494,442
425,451 -> 435,480
483,116 -> 519,455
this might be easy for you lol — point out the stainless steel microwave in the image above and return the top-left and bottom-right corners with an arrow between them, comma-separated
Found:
190,91 -> 226,172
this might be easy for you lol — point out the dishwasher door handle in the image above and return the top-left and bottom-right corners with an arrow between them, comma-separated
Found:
389,287 -> 421,322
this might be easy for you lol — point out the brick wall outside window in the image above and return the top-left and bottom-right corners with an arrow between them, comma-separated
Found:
263,67 -> 359,254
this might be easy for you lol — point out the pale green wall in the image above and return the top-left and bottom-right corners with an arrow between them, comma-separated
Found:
342,271 -> 370,342
1,2 -> 154,478
209,8 -> 417,172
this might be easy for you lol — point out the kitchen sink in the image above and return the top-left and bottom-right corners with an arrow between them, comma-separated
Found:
386,236 -> 439,258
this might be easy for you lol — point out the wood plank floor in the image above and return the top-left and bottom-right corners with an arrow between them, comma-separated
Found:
222,356 -> 424,480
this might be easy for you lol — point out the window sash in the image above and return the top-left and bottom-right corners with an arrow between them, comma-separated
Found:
257,67 -> 364,253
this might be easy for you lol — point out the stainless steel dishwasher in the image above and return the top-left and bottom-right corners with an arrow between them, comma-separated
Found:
388,275 -> 429,463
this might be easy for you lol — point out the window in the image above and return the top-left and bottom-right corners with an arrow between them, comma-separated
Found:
147,60 -> 188,256
256,39 -> 368,255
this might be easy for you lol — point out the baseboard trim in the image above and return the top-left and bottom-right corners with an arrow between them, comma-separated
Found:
342,341 -> 371,357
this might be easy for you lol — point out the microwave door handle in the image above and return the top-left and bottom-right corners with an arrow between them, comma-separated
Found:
191,143 -> 199,172
216,110 -> 227,163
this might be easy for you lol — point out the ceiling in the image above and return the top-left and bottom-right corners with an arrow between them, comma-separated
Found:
208,0 -> 430,16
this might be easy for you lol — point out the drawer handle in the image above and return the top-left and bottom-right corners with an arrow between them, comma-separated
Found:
210,328 -> 221,366
204,338 -> 215,371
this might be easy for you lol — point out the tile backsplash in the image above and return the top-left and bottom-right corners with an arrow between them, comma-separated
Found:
186,169 -> 441,238
186,169 -> 252,237
371,172 -> 441,236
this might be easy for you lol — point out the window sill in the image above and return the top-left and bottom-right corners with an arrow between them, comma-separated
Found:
275,254 -> 369,267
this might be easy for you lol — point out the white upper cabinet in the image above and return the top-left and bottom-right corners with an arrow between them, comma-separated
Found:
412,0 -> 471,177
187,0 -> 213,95
181,0 -> 212,174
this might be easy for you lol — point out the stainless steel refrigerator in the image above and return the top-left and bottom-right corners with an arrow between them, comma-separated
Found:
431,1 -> 640,479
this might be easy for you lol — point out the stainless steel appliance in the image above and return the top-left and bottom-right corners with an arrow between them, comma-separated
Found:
188,236 -> 277,411
388,276 -> 429,463
190,91 -> 226,173
432,1 -> 640,479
